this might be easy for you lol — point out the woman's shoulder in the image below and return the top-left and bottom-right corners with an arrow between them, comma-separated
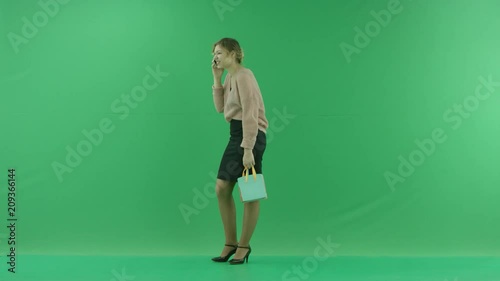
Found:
240,67 -> 254,75
235,67 -> 256,80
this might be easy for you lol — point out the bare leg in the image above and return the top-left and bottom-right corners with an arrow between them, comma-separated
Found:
215,179 -> 238,256
234,200 -> 260,259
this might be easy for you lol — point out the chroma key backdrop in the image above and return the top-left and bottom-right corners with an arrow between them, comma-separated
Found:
1,0 -> 499,280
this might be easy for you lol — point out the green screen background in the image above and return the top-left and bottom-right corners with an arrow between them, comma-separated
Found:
0,0 -> 499,258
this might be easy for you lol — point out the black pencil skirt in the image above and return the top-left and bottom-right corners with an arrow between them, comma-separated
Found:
217,119 -> 267,182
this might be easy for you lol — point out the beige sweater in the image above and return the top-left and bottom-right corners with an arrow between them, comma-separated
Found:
212,68 -> 268,149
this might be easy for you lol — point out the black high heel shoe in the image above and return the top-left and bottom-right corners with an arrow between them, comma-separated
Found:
211,244 -> 238,262
229,245 -> 251,265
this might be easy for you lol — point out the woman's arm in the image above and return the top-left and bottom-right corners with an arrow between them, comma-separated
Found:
212,76 -> 227,113
237,72 -> 260,150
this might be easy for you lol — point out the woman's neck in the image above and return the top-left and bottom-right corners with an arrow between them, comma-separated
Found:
227,64 -> 242,75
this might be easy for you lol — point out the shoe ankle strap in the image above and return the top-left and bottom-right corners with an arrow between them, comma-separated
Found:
225,244 -> 238,248
237,245 -> 250,249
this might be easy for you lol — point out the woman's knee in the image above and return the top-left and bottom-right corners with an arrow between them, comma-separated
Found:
216,179 -> 234,198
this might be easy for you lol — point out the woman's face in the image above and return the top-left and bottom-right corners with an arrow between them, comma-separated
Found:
213,45 -> 234,69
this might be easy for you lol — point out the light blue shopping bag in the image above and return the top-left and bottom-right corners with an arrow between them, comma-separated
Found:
237,166 -> 268,203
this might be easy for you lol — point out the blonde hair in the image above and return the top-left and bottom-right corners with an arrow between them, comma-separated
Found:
213,38 -> 244,64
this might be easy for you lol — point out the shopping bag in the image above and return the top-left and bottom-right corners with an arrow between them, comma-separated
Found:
237,166 -> 267,203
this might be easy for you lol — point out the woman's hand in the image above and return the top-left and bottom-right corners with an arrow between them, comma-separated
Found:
212,59 -> 223,80
243,149 -> 255,168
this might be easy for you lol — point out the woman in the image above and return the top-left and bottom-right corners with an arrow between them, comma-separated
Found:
210,38 -> 268,265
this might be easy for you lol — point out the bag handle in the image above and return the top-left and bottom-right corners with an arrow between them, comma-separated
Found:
242,166 -> 257,182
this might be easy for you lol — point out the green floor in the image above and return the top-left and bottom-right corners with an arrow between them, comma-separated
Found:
1,256 -> 498,281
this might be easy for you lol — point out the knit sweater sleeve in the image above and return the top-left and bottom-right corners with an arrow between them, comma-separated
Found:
236,72 -> 260,149
212,76 -> 227,113
212,85 -> 224,113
